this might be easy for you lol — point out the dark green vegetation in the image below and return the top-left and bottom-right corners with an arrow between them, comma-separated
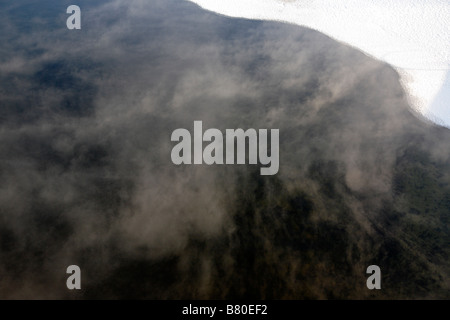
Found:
0,0 -> 448,299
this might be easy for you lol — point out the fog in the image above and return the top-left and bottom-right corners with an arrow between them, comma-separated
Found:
187,0 -> 450,127
0,0 -> 448,299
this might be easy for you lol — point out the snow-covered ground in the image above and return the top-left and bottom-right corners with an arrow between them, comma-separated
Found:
186,0 -> 450,127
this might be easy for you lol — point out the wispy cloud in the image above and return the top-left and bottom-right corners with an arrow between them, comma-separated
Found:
0,0 -> 448,299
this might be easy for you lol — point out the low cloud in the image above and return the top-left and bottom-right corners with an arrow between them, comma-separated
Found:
0,0 -> 448,299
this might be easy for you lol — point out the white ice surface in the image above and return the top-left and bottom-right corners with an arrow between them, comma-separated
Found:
186,0 -> 450,127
